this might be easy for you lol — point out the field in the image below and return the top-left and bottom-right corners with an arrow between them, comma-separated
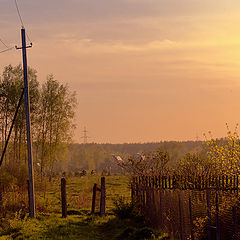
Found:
0,175 -> 166,240
35,175 -> 131,213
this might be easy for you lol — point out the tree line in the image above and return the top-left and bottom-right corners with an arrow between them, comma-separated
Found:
67,140 -> 202,173
0,64 -> 76,183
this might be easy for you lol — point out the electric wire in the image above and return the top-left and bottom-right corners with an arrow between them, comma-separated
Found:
0,38 -> 14,54
0,0 -> 32,54
0,47 -> 15,54
0,38 -> 9,49
14,0 -> 33,44
14,0 -> 24,27
26,32 -> 32,44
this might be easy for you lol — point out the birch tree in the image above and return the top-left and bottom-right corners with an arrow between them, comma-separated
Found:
36,75 -> 76,177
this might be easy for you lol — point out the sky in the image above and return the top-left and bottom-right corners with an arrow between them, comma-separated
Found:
1,0 -> 240,143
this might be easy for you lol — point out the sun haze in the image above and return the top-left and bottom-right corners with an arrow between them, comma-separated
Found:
1,0 -> 240,143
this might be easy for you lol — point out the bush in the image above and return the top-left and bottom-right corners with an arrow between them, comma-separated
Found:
112,196 -> 138,219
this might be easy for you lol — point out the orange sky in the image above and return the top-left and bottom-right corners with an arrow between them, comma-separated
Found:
1,0 -> 240,143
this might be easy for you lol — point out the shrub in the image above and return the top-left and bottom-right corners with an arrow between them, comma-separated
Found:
112,196 -> 138,219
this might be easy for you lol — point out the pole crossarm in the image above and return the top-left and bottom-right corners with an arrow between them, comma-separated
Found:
0,88 -> 24,167
15,42 -> 32,50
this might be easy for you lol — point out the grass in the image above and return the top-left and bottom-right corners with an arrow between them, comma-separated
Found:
33,175 -> 131,213
0,175 -> 167,239
0,211 -> 167,240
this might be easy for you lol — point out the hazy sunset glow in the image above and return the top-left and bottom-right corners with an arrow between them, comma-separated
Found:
1,0 -> 240,143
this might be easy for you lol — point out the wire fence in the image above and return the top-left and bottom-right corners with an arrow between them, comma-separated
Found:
132,175 -> 240,240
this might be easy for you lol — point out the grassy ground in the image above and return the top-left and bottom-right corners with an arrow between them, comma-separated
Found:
0,211 -> 167,240
35,175 -> 131,213
0,175 -> 168,239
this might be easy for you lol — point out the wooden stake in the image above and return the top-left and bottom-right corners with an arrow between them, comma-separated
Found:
100,177 -> 106,216
91,183 -> 97,214
61,178 -> 67,218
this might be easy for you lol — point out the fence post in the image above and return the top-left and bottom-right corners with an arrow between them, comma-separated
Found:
178,192 -> 184,240
61,178 -> 67,218
100,177 -> 106,216
91,183 -> 97,214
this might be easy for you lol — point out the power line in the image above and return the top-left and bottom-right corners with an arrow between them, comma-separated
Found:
0,38 -> 9,49
26,32 -> 32,44
14,0 -> 24,27
0,47 -> 15,54
14,0 -> 32,44
0,38 -> 15,54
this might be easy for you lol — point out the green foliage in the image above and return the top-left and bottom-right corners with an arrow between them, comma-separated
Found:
175,126 -> 240,177
0,174 -> 168,239
0,171 -> 17,190
203,126 -> 240,175
0,65 -> 77,185
112,196 -> 137,219
0,212 -> 167,240
175,153 -> 213,177
36,74 -> 77,176
0,64 -> 39,177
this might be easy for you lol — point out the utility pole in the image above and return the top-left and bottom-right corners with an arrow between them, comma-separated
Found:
16,27 -> 35,218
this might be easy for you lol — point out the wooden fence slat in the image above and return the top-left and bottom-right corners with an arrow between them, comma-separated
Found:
237,176 -> 239,195
178,192 -> 184,240
189,194 -> 194,240
134,174 -> 240,191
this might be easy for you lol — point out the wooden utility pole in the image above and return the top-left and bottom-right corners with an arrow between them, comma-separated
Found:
16,27 -> 35,218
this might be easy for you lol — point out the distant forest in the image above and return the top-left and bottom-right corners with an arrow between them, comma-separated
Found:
67,141 -> 203,173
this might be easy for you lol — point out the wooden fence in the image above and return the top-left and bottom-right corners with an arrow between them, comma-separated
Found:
131,175 -> 240,240
132,175 -> 239,191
